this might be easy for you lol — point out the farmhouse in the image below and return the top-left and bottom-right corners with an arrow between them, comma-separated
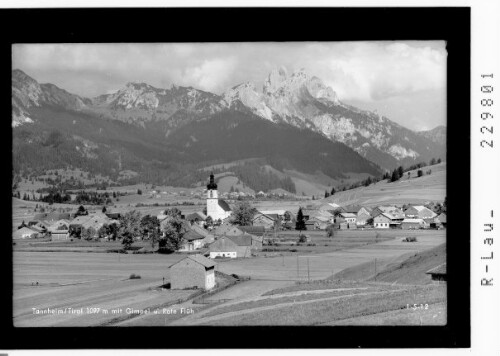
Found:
208,233 -> 260,258
13,227 -> 38,239
426,263 -> 446,283
339,212 -> 357,224
401,218 -> 425,230
206,173 -> 232,221
372,206 -> 405,220
252,213 -> 276,229
169,254 -> 216,290
356,206 -> 373,226
189,223 -> 215,245
48,220 -> 70,240
404,205 -> 437,219
208,236 -> 245,258
373,213 -> 392,229
179,229 -> 206,251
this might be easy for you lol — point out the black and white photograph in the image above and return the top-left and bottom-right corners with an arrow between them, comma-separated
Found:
11,41 -> 449,327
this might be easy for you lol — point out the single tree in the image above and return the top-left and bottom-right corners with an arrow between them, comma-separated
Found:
296,207 -> 306,231
102,206 -> 107,213
417,169 -> 423,177
437,158 -> 442,164
118,210 -> 142,242
231,201 -> 254,226
121,231 -> 134,250
137,189 -> 142,195
330,187 -> 336,196
430,158 -> 436,165
397,166 -> 404,178
158,217 -> 187,253
140,215 -> 161,248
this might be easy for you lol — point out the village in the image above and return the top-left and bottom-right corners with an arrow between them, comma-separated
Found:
13,166 -> 447,326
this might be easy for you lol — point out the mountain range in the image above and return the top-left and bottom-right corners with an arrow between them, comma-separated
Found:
12,68 -> 445,191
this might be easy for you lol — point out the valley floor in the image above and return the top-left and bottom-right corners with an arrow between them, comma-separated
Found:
13,230 -> 445,326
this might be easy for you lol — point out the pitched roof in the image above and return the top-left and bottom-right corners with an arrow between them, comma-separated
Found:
183,229 -> 205,241
170,254 -> 216,269
14,227 -> 37,237
227,235 -> 253,246
239,226 -> 266,235
437,213 -> 447,223
208,236 -> 240,252
426,263 -> 446,275
189,223 -> 212,238
253,213 -> 276,222
343,205 -> 362,214
259,210 -> 287,216
340,212 -> 357,218
186,211 -> 207,221
218,199 -> 231,212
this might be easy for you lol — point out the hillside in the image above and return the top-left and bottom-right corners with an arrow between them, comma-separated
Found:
317,162 -> 446,207
368,243 -> 446,285
12,69 -> 445,191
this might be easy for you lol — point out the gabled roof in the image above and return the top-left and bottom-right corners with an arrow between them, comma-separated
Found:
218,199 -> 231,212
340,212 -> 357,218
183,229 -> 205,241
239,226 -> 266,235
437,213 -> 447,223
259,210 -> 287,216
189,223 -> 212,238
14,227 -> 37,237
170,254 -> 216,269
208,236 -> 240,251
253,213 -> 276,222
186,211 -> 207,221
426,263 -> 446,275
343,205 -> 362,214
227,235 -> 253,246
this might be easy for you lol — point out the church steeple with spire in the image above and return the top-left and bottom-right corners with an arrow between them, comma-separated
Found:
207,173 -> 218,191
206,173 -> 231,221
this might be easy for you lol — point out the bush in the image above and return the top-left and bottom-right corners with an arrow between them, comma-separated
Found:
129,273 -> 141,279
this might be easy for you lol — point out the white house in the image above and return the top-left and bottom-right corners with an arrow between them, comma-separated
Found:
373,213 -> 392,228
206,173 -> 232,221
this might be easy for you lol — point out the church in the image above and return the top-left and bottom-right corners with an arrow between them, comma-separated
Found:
206,173 -> 232,221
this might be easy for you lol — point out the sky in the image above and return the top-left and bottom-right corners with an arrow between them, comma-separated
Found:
12,42 -> 446,131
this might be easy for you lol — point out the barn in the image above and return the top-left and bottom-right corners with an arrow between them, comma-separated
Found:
169,254 -> 216,290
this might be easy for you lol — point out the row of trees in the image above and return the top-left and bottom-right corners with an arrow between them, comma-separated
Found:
71,208 -> 187,253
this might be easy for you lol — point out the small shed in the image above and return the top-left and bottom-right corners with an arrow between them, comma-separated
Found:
426,263 -> 447,283
169,254 -> 216,290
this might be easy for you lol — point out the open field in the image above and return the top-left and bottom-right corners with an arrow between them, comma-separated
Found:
318,162 -> 446,207
13,229 -> 445,326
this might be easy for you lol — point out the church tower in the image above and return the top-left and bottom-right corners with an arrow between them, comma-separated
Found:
206,173 -> 219,219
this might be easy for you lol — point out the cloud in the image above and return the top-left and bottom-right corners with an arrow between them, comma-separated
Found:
12,42 -> 446,130
179,57 -> 237,92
